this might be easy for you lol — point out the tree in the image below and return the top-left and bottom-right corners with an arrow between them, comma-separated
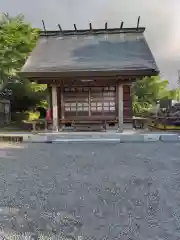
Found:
132,76 -> 169,105
169,88 -> 180,101
3,80 -> 46,112
0,13 -> 39,88
132,76 -> 172,115
0,13 -> 48,120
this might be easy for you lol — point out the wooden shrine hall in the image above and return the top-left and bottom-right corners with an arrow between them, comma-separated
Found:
21,18 -> 159,131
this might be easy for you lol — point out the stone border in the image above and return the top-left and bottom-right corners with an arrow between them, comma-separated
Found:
0,133 -> 179,143
53,138 -> 121,143
52,133 -> 180,143
0,134 -> 48,143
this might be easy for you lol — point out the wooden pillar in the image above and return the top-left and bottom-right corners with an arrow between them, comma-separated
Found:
52,84 -> 58,131
47,85 -> 52,109
118,83 -> 124,132
129,84 -> 133,128
60,86 -> 64,120
88,88 -> 91,116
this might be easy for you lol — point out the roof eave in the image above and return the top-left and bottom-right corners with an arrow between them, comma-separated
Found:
20,68 -> 159,80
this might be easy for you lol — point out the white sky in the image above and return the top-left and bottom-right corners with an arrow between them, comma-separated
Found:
1,0 -> 180,88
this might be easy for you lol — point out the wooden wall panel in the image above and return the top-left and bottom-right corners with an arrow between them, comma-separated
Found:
90,86 -> 116,117
56,84 -> 133,122
63,87 -> 89,118
61,86 -> 116,120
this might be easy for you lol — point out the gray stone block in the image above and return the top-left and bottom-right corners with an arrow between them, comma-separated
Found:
23,135 -> 48,143
52,138 -> 121,143
143,134 -> 160,142
120,134 -> 145,142
160,134 -> 179,142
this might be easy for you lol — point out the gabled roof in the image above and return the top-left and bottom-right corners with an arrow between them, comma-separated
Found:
21,27 -> 159,78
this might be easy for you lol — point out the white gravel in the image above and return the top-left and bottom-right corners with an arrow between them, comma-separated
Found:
0,142 -> 180,239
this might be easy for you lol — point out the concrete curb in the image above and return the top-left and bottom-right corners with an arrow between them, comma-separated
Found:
23,135 -> 48,143
0,133 -> 179,143
52,138 -> 121,143
52,133 -> 180,143
160,134 -> 179,142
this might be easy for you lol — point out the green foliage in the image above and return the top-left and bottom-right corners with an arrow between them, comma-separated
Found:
0,13 -> 48,121
3,80 -> 47,113
36,100 -> 48,109
132,76 -> 169,104
169,88 -> 180,101
0,13 -> 39,87
132,76 -> 180,116
132,100 -> 152,116
25,111 -> 40,121
11,110 -> 40,122
30,83 -> 47,92
132,76 -> 180,115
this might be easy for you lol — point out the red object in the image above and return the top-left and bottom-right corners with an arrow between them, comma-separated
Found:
46,109 -> 52,121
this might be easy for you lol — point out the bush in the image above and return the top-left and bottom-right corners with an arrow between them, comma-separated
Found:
11,111 -> 40,122
25,111 -> 40,121
132,101 -> 152,116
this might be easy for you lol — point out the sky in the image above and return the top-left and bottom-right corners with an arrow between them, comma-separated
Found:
1,0 -> 180,88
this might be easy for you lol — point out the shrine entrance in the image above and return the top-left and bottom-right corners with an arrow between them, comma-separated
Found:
63,86 -> 116,119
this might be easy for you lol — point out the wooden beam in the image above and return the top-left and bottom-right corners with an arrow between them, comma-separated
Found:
73,24 -> 77,31
89,22 -> 92,31
137,16 -> 140,30
120,21 -> 124,29
42,20 -> 47,36
39,27 -> 146,37
32,76 -> 140,84
58,24 -> 63,35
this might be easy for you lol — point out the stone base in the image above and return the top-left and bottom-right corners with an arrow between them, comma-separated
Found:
0,132 -> 179,143
160,134 -> 179,142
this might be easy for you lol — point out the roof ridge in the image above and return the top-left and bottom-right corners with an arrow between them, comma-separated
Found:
40,27 -> 145,37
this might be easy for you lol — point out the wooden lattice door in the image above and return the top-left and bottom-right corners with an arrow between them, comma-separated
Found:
63,87 -> 89,118
63,86 -> 116,119
90,86 -> 116,117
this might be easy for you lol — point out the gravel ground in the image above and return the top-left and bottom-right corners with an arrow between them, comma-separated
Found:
0,142 -> 180,239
